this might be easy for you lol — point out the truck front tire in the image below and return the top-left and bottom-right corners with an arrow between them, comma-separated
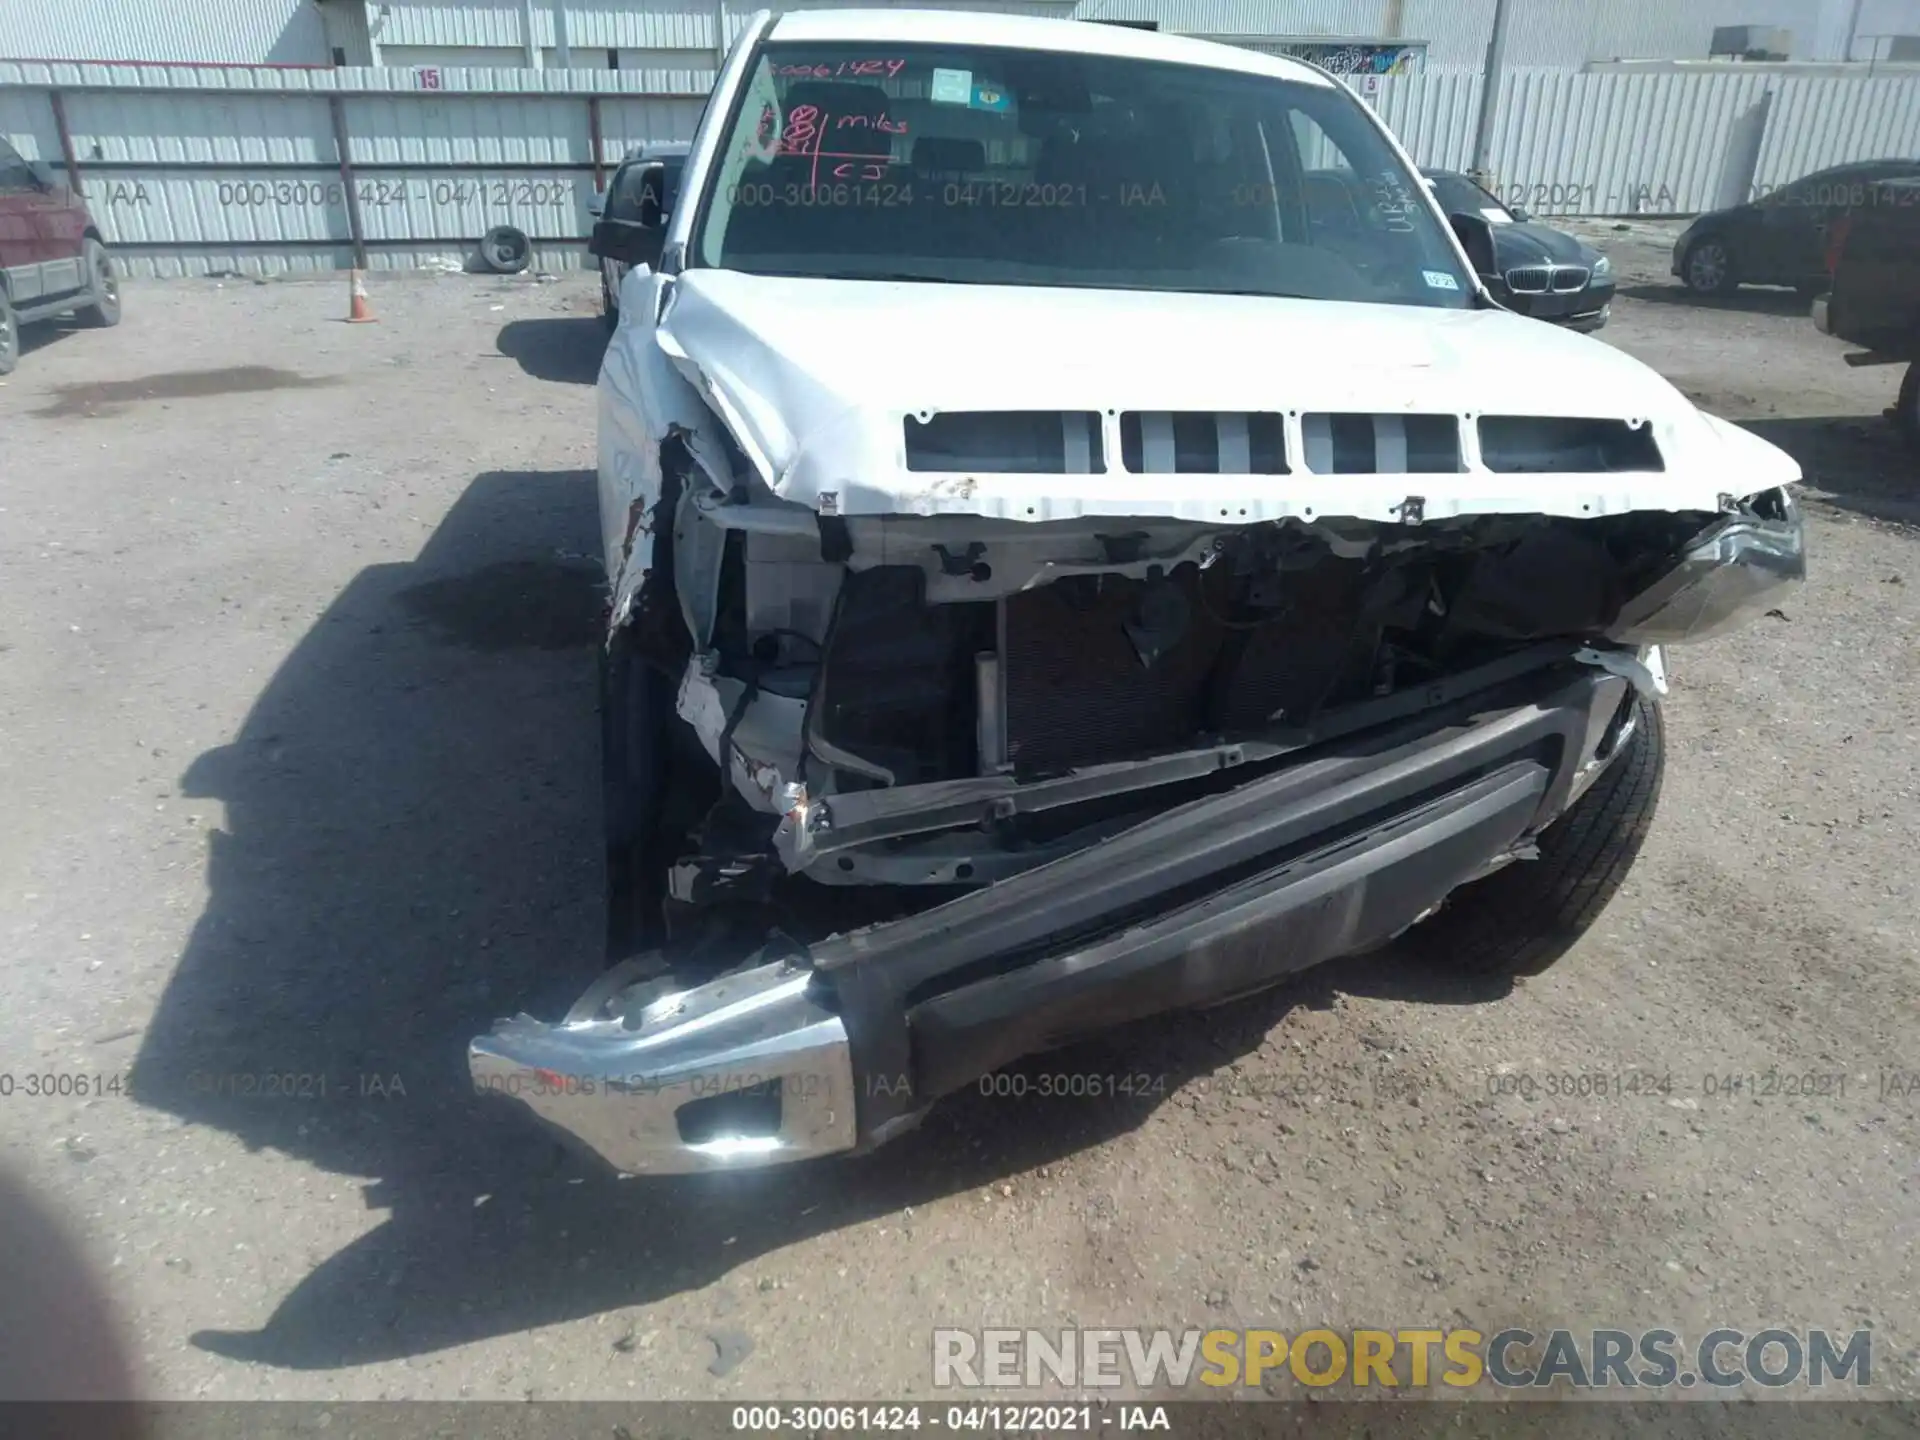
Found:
77,239 -> 121,328
1406,694 -> 1665,980
1898,362 -> 1919,456
600,272 -> 620,331
600,637 -> 715,962
0,290 -> 17,376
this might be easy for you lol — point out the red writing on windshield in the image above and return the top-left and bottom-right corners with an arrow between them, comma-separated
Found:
834,113 -> 908,133
781,103 -> 822,154
775,59 -> 908,79
777,103 -> 906,185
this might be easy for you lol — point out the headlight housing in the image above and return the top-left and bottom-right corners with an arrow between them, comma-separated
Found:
1590,253 -> 1612,278
1607,488 -> 1805,646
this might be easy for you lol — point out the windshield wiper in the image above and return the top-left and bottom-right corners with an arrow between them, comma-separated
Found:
762,268 -> 977,284
1168,286 -> 1318,300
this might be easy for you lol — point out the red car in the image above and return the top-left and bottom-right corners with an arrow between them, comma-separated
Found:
0,136 -> 120,375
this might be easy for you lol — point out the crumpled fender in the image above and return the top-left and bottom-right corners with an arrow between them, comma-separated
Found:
1607,485 -> 1806,645
598,268 -> 741,630
654,311 -> 849,502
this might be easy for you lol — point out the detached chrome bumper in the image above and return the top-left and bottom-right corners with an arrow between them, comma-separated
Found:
474,658 -> 1648,1174
469,487 -> 1805,1176
470,958 -> 856,1173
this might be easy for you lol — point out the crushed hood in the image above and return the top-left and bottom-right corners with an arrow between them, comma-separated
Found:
654,270 -> 1798,524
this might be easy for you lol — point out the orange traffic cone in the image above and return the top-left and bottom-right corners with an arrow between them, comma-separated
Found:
346,268 -> 378,323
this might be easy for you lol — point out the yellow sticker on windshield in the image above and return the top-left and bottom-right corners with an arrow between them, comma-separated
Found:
972,81 -> 1010,112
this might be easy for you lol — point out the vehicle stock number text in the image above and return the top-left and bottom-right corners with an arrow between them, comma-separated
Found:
98,178 -> 578,210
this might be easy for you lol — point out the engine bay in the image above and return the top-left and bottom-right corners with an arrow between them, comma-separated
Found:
808,514 -> 1697,787
623,490 -> 1791,949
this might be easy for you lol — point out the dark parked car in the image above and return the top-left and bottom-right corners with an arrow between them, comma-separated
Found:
1815,177 -> 1920,453
1673,158 -> 1920,298
1424,169 -> 1614,332
0,135 -> 119,374
587,142 -> 691,329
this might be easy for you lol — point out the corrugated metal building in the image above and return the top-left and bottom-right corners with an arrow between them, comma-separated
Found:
5,9 -> 1917,280
0,0 -> 338,65
1073,0 -> 1920,69
4,0 -> 1920,70
0,0 -> 1077,70
368,0 -> 1079,70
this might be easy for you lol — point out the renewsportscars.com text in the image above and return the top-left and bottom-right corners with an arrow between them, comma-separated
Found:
932,1327 -> 1871,1391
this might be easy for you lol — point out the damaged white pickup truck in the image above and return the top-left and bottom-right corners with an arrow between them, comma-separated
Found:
471,9 -> 1805,1172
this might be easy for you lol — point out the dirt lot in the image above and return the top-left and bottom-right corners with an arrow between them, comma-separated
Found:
1,257 -> 1916,1408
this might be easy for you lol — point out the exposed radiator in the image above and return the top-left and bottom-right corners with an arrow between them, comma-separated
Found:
1000,561 -> 1372,772
1002,568 -> 1226,773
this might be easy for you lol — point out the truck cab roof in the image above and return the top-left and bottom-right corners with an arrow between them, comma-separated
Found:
762,7 -> 1332,87
619,141 -> 693,163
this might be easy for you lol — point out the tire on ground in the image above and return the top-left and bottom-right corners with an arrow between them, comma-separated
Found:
77,238 -> 121,328
1682,239 -> 1737,297
480,224 -> 532,275
600,633 -> 717,962
1897,362 -> 1919,456
0,289 -> 17,376
1404,693 -> 1665,980
600,268 -> 620,332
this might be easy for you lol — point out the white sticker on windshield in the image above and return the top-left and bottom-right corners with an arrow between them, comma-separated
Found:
930,67 -> 973,104
1423,270 -> 1461,291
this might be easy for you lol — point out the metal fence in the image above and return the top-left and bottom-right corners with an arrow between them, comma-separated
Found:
1370,65 -> 1920,215
4,56 -> 1920,278
0,62 -> 713,276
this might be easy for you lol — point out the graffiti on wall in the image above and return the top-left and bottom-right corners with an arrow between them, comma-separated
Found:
1277,42 -> 1425,76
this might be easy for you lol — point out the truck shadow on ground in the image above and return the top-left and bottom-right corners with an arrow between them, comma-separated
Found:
494,317 -> 609,385
1736,413 -> 1920,527
133,466 -> 1508,1371
1616,282 -> 1815,318
17,319 -> 80,363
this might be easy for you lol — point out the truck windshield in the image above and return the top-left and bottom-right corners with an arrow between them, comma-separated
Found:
689,41 -> 1473,308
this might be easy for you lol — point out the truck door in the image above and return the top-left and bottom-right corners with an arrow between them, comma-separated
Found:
30,166 -> 88,298
0,139 -> 46,302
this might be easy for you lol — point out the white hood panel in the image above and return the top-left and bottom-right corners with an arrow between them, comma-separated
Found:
657,271 -> 1799,524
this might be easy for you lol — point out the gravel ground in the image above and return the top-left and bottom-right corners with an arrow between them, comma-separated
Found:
0,260 -> 1916,1408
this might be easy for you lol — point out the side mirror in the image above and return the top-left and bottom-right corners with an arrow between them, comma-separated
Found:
605,160 -> 667,229
585,191 -> 606,219
589,219 -> 663,267
634,167 -> 666,231
1449,212 -> 1499,278
1509,205 -> 1531,223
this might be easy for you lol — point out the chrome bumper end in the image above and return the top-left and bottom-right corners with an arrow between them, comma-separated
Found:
1607,491 -> 1805,647
469,956 -> 857,1174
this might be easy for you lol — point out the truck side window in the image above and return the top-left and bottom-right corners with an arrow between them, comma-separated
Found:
0,138 -> 38,193
605,162 -> 662,225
